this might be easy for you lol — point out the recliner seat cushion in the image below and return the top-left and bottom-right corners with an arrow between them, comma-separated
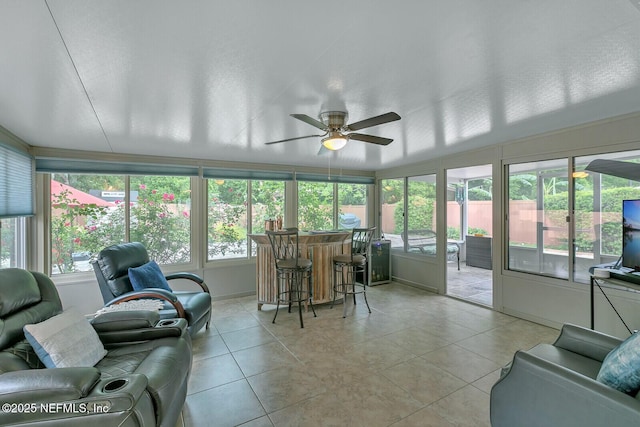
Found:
97,336 -> 192,426
156,292 -> 212,332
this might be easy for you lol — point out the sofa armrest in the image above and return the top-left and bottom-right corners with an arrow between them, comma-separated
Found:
0,371 -> 153,426
553,323 -> 623,362
165,272 -> 210,293
0,367 -> 100,402
91,310 -> 188,343
91,310 -> 160,332
491,350 -> 640,427
106,289 -> 186,318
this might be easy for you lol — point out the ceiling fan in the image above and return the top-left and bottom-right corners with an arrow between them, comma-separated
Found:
265,111 -> 401,151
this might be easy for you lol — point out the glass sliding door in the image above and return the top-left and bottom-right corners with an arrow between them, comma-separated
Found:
447,165 -> 493,306
507,159 -> 569,279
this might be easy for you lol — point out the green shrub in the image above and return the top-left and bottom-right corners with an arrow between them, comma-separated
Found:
394,196 -> 435,233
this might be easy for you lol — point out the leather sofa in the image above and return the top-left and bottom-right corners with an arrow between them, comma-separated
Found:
92,242 -> 211,337
0,268 -> 192,427
490,323 -> 640,427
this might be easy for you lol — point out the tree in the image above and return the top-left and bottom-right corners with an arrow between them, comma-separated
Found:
297,182 -> 333,230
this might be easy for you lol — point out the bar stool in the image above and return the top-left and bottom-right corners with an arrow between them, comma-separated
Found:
331,227 -> 375,317
266,229 -> 316,328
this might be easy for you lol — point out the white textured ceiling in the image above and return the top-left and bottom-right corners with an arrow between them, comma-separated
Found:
1,0 -> 640,171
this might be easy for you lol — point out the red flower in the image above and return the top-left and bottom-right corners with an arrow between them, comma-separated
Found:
139,184 -> 146,190
73,237 -> 81,244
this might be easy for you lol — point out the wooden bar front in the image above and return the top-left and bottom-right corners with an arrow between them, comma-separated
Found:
249,232 -> 350,310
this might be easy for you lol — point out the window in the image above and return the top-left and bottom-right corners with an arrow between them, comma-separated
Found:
381,178 -> 404,250
338,183 -> 368,229
129,176 -> 191,264
507,159 -> 569,278
250,180 -> 285,255
50,174 -> 191,275
0,217 -> 26,268
407,175 -> 437,253
297,181 -> 334,231
380,176 -> 437,252
573,150 -> 640,283
207,179 -> 248,260
50,175 -> 125,274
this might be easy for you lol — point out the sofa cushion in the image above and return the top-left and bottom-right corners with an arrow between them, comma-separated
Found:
597,331 -> 640,394
0,269 -> 41,317
128,261 -> 172,292
24,309 -> 107,368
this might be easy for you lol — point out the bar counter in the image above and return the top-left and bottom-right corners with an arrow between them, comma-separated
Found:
249,231 -> 350,310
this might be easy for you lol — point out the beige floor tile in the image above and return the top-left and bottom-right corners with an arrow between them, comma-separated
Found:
233,340 -> 302,377
191,332 -> 229,361
381,357 -> 467,405
383,327 -> 450,355
390,406 -> 457,427
221,325 -> 275,352
188,353 -> 244,394
237,415 -> 274,427
472,368 -> 502,394
214,311 -> 262,333
421,343 -> 500,383
183,282 -> 561,427
184,380 -> 265,427
247,365 -> 327,413
429,385 -> 491,427
267,392 -> 355,427
342,336 -> 418,371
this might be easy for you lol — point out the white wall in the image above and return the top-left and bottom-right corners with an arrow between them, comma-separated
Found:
53,261 -> 257,316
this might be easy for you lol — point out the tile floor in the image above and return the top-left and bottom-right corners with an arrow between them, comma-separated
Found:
181,283 -> 558,427
447,264 -> 493,306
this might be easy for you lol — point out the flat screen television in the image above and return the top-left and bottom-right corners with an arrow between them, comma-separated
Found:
622,199 -> 640,270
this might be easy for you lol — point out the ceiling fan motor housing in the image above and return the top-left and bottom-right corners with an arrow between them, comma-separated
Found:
319,111 -> 348,131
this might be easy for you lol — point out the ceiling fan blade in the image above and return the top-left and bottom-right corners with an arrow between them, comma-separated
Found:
264,134 -> 325,145
291,114 -> 329,131
346,112 -> 401,131
348,133 -> 393,146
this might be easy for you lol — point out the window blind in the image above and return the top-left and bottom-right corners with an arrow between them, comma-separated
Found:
202,167 -> 294,181
35,158 -> 199,176
294,173 -> 375,184
0,143 -> 34,218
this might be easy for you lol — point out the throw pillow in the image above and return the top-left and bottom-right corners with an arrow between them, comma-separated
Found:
128,260 -> 172,292
23,309 -> 107,368
596,331 -> 640,394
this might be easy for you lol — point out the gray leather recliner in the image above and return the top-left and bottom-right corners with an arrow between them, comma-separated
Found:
490,323 -> 640,427
0,268 -> 192,427
92,241 -> 211,336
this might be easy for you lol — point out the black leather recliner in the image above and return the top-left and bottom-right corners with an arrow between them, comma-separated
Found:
92,242 -> 211,336
0,268 -> 192,427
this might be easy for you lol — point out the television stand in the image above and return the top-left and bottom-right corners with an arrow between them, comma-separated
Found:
590,272 -> 640,334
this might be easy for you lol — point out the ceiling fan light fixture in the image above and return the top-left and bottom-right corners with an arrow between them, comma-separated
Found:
321,132 -> 348,150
